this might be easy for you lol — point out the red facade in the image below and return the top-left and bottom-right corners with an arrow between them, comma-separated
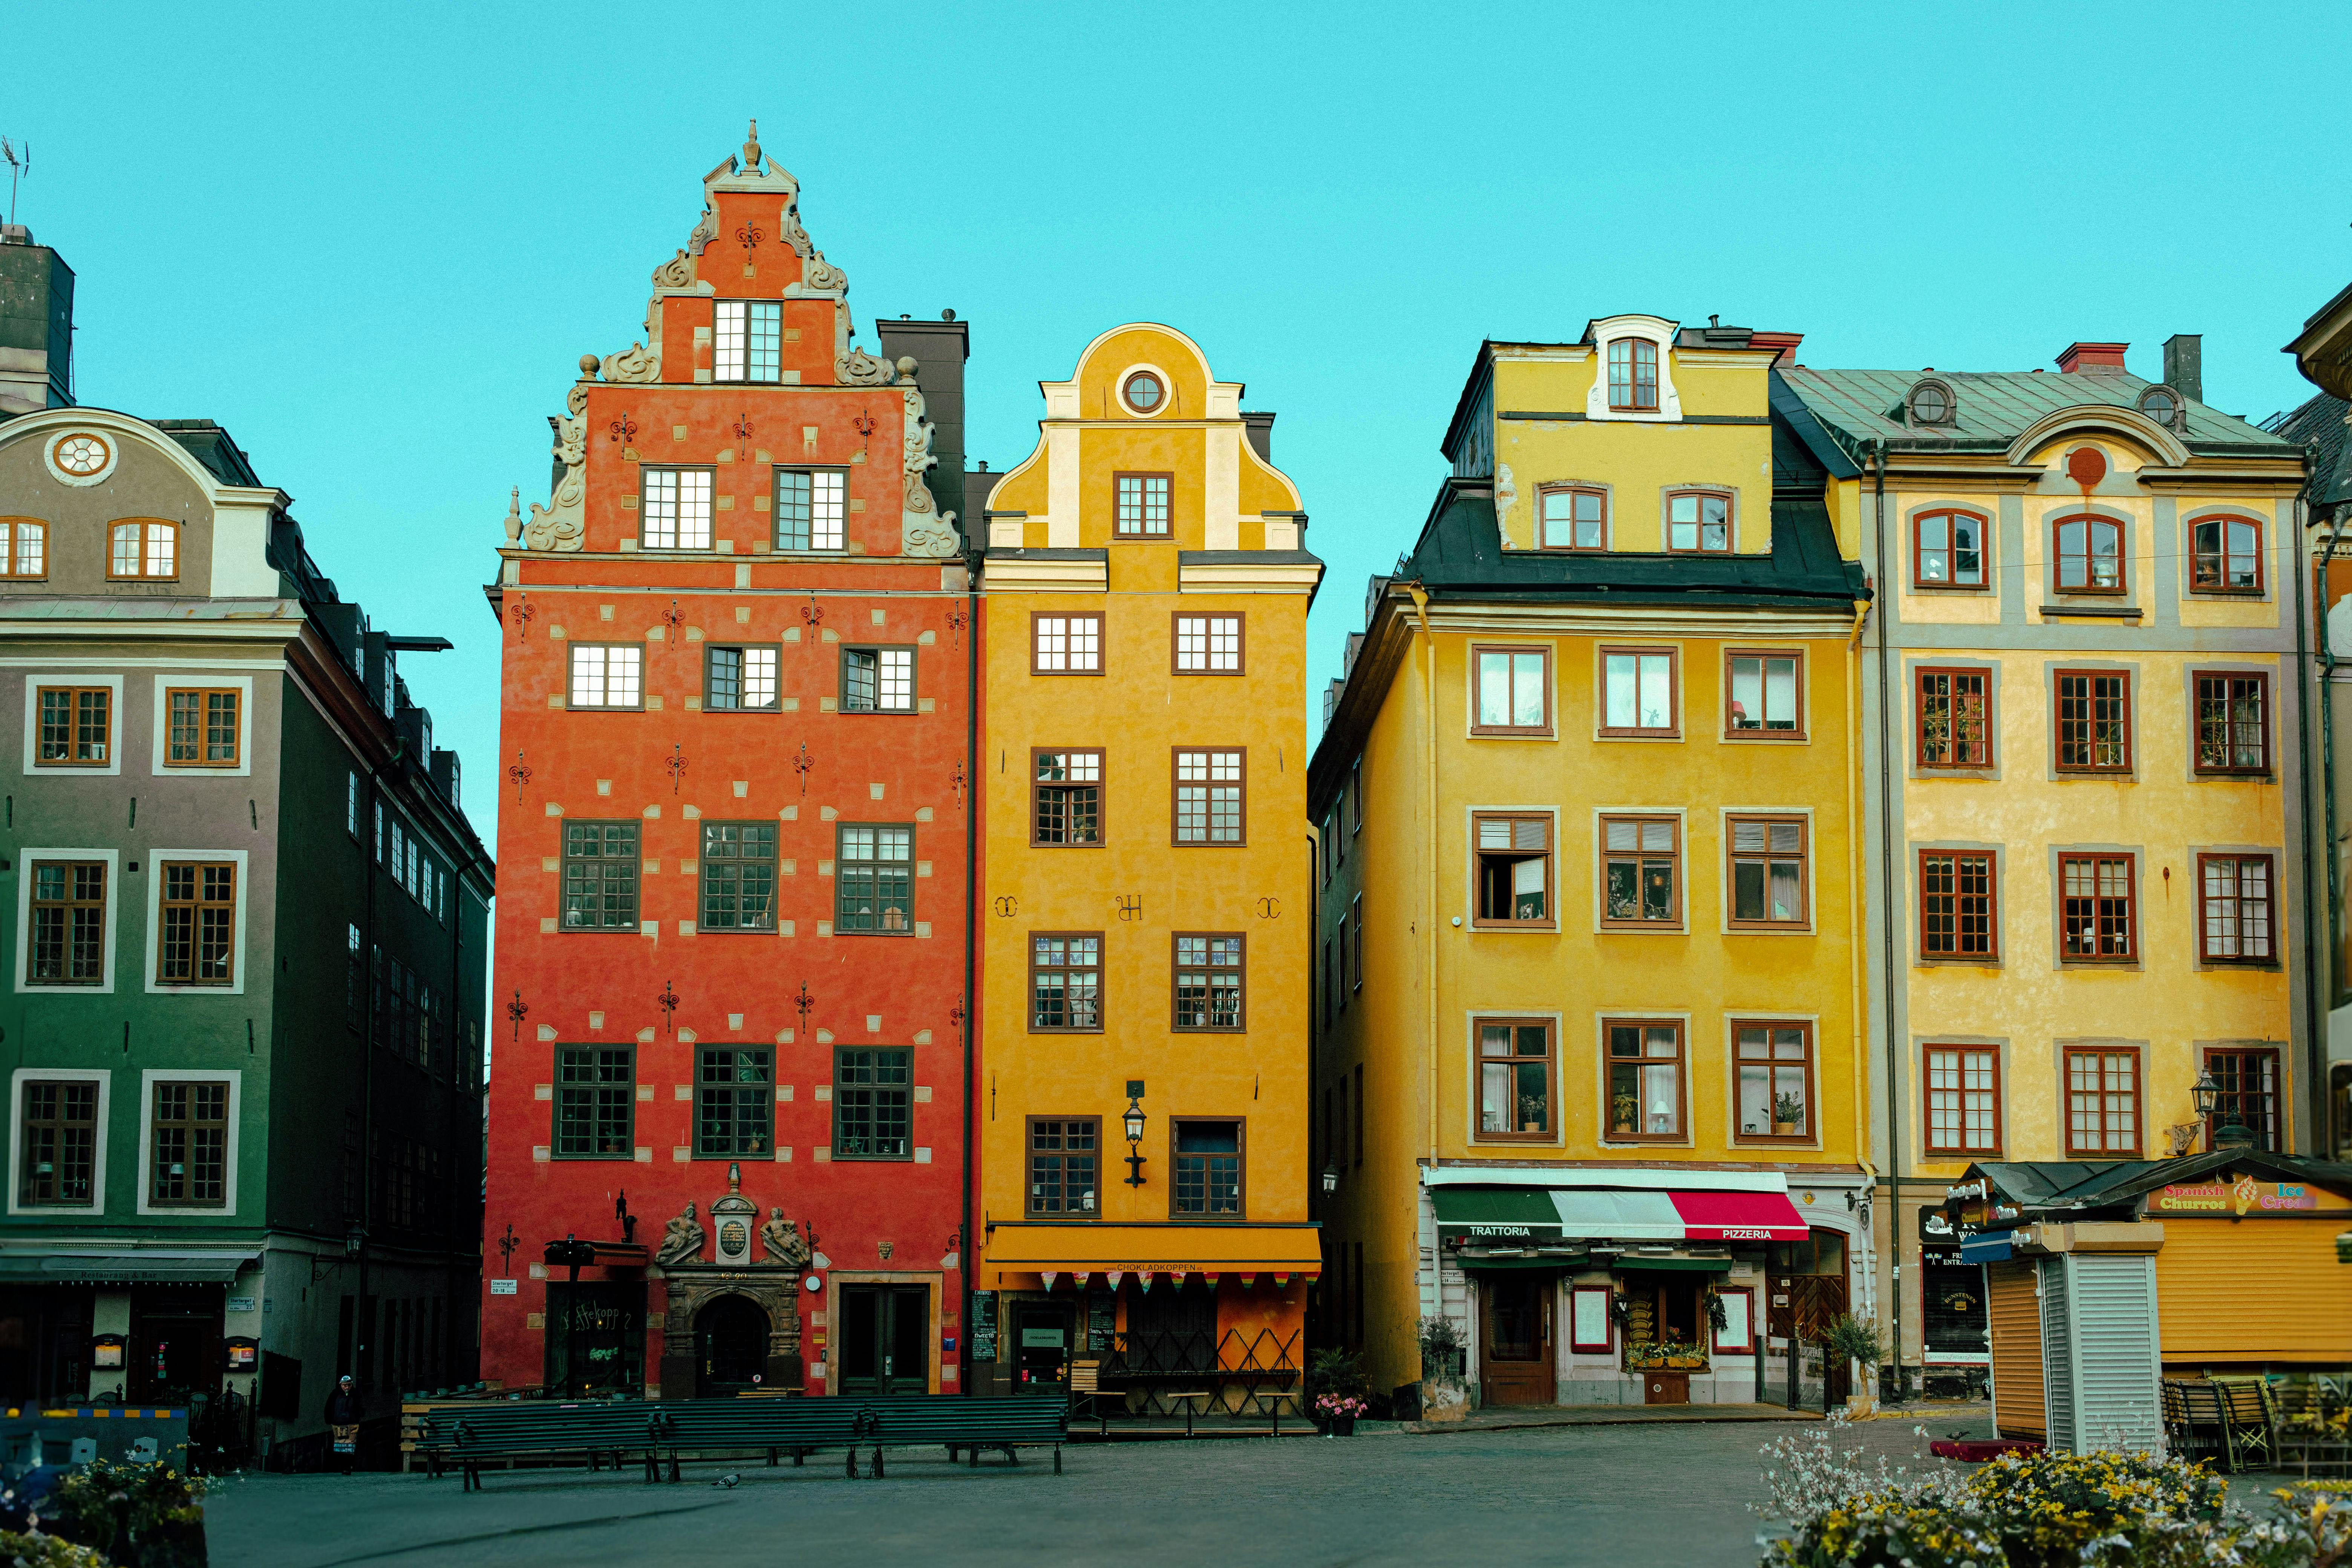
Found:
481,129 -> 972,1399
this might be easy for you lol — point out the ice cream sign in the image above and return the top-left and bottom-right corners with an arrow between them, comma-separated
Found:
2150,1178 -> 2323,1216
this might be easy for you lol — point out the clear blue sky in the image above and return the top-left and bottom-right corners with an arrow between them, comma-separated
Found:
9,0 -> 2348,863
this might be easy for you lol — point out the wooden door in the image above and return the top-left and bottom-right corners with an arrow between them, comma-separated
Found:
1479,1276 -> 1555,1406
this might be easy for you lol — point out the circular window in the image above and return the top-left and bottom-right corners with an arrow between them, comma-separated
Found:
1121,370 -> 1164,415
53,434 -> 110,475
2139,387 -> 2180,427
1908,381 -> 1951,426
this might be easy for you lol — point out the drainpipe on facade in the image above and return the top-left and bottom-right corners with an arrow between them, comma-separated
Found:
1868,439 -> 1905,1401
2307,478 -> 2345,1154
1842,597 -> 1874,1380
960,564 -> 980,1393
356,744 -> 397,1413
1306,827 -> 1321,1343
1404,585 -> 1438,1178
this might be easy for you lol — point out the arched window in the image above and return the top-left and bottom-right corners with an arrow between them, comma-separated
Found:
1665,489 -> 1731,553
2190,515 -> 2262,594
1607,339 -> 1658,412
0,518 -> 46,579
2051,513 -> 2123,595
1912,509 -> 1987,588
109,520 -> 178,581
1539,486 -> 1606,550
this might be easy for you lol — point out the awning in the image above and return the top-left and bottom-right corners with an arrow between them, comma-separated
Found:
980,1223 -> 1321,1287
1436,1186 -> 1810,1244
1456,1253 -> 1583,1274
1612,1256 -> 1735,1273
1432,1187 -> 1565,1242
1553,1189 -> 1685,1240
1958,1230 -> 2018,1264
0,1252 -> 257,1286
1668,1191 -> 1808,1242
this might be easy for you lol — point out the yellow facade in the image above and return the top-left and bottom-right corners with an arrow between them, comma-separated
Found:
970,325 -> 1319,1403
1315,318 -> 1873,1406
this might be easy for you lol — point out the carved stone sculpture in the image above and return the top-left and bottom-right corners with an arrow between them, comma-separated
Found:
651,249 -> 694,290
761,1208 -> 811,1268
600,340 -> 662,384
900,379 -> 960,558
655,1200 -> 706,1266
801,249 -> 846,293
524,382 -> 588,552
500,485 -> 521,544
836,345 -> 895,387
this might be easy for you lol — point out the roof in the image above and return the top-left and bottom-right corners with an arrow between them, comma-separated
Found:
2271,391 -> 2352,510
1777,366 -> 2297,463
152,418 -> 262,486
1962,1152 -> 2352,1220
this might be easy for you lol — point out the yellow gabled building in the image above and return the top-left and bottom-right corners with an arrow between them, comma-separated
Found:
968,326 -> 1321,1409
1310,317 -> 1874,1411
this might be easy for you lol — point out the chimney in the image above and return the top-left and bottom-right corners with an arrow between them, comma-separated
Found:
2162,334 -> 2202,404
1242,411 -> 1275,463
876,312 -> 970,525
1749,331 -> 1803,367
2056,341 -> 2128,375
0,231 -> 75,412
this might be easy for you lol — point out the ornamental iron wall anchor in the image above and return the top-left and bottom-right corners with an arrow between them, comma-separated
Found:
800,591 -> 823,631
851,408 -> 876,459
733,413 -> 753,463
496,1223 -> 519,1271
661,598 -> 686,638
508,750 -> 532,804
1256,897 -> 1282,919
666,743 -> 686,794
506,989 -> 529,1043
792,741 -> 813,796
949,760 -> 966,805
949,996 -> 967,1040
657,980 -> 681,1038
511,593 -> 536,643
1115,894 -> 1144,922
737,221 -> 764,253
609,413 -> 637,446
792,982 -> 816,1036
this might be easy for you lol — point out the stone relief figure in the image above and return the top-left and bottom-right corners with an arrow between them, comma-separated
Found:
761,1208 -> 811,1269
524,381 -> 588,552
655,1200 -> 706,1266
901,379 -> 960,558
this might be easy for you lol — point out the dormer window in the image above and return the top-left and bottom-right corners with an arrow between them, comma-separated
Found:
1607,340 -> 1659,412
2138,386 -> 2183,430
715,301 -> 782,383
1665,490 -> 1730,553
1907,378 -> 1956,427
109,520 -> 178,581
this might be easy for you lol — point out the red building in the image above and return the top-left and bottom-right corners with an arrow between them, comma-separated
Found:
481,126 -> 974,1399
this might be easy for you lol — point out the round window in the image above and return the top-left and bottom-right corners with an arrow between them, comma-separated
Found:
1909,383 -> 1950,426
53,433 -> 111,475
2139,387 -> 2179,427
1122,370 -> 1164,414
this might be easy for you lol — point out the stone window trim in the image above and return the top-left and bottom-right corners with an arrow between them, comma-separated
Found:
136,1067 -> 239,1217
1469,808 -> 1556,932
2187,666 -> 2273,780
33,684 -> 114,770
2047,506 -> 2131,599
16,848 -> 119,994
1721,811 -> 1811,932
2045,662 -> 2137,781
147,852 -> 244,994
1600,1015 -> 1691,1146
1920,1041 -> 2003,1160
2049,844 -> 2141,969
2193,848 -> 2280,969
1908,504 -> 1992,592
2182,507 -> 2267,598
2060,1040 -> 2144,1158
1912,662 -> 1998,775
1727,1017 -> 1820,1149
1605,337 -> 1660,413
21,675 -> 122,779
1596,645 -> 1680,740
7,1066 -> 111,1217
1595,810 -> 1684,932
1721,647 -> 1806,741
1914,842 -> 2003,966
1471,1014 -> 1558,1146
1469,644 -> 1554,738
1535,482 -> 1610,552
160,686 -> 242,769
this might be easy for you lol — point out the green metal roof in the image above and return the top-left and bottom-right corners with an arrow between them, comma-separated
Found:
1778,366 -> 2297,462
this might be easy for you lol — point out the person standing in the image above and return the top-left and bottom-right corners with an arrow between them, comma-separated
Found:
324,1375 -> 363,1474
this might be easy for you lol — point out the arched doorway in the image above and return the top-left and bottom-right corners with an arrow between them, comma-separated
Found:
695,1295 -> 769,1396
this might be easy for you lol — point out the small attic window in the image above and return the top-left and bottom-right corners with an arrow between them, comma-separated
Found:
2138,386 -> 2183,431
1907,378 -> 1956,428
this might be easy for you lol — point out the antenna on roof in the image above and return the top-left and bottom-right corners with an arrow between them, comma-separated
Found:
1,138 -> 26,227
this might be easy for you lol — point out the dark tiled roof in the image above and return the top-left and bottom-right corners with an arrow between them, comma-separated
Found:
1966,1152 -> 2352,1218
151,418 -> 262,487
1778,366 -> 2296,464
2272,392 -> 2352,509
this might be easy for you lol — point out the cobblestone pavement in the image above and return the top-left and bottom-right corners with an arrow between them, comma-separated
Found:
205,1416 -> 1979,1568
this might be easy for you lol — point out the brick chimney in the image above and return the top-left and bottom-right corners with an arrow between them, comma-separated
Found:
2056,341 -> 2128,374
1749,331 -> 1803,367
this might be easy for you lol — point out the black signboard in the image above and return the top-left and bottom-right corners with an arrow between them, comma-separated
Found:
1087,1291 -> 1117,1353
969,1291 -> 998,1363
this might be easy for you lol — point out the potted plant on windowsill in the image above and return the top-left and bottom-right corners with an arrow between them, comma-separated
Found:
1611,1092 -> 1639,1136
1518,1093 -> 1547,1134
1772,1093 -> 1804,1137
1314,1393 -> 1368,1436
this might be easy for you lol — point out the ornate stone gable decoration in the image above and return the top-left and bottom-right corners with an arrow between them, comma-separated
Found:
711,1162 -> 757,1265
523,380 -> 590,552
902,378 -> 961,557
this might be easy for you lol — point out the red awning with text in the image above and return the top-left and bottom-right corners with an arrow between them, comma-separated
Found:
1668,1190 -> 1808,1242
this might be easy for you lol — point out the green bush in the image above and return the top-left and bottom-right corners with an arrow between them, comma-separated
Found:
0,1531 -> 110,1568
49,1458 -> 207,1563
1305,1347 -> 1366,1400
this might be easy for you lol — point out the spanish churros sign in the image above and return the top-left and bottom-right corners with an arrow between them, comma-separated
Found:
2150,1178 -> 2321,1217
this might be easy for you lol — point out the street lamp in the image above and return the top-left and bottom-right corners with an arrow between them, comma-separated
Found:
1122,1096 -> 1147,1188
2190,1069 -> 2255,1152
1321,1163 -> 1340,1196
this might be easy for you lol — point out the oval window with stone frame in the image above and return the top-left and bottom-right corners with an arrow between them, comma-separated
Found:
1121,370 -> 1164,415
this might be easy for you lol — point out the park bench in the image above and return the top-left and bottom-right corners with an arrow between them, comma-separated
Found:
418,1401 -> 665,1490
2163,1376 -> 2276,1474
842,1394 -> 1068,1476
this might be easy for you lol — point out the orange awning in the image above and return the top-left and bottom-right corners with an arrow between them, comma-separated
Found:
979,1223 -> 1321,1287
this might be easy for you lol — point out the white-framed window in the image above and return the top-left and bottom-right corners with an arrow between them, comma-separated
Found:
642,469 -> 714,550
20,674 -> 125,778
9,1067 -> 111,1216
775,470 -> 846,551
145,848 -> 250,995
136,1068 -> 241,1217
714,300 -> 782,383
569,645 -> 645,709
150,675 -> 254,778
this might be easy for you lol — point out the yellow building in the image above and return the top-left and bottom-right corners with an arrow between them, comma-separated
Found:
1310,317 -> 1873,1410
1780,340 -> 2312,1390
968,325 -> 1321,1407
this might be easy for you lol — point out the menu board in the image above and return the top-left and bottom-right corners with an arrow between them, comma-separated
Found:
1087,1292 -> 1117,1352
969,1291 -> 998,1362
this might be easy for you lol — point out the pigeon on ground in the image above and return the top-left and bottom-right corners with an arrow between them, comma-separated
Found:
712,1473 -> 740,1488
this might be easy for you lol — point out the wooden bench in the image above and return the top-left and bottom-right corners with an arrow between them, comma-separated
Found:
851,1394 -> 1068,1475
418,1402 -> 667,1491
2208,1375 -> 2279,1472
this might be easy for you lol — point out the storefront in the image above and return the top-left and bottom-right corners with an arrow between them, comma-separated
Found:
1916,1207 -> 1988,1396
1424,1170 -> 1858,1408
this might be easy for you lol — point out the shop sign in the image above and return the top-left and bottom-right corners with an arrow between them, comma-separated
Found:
1436,1223 -> 1562,1243
1918,1208 -> 1961,1244
2151,1179 -> 2321,1217
490,1279 -> 519,1295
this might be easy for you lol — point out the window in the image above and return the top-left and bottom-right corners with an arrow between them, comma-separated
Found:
1032,749 -> 1103,846
1472,646 -> 1551,736
2060,853 -> 2136,961
775,469 -> 847,551
1735,1024 -> 1814,1142
1919,850 -> 1998,959
1173,933 -> 1244,1030
1121,370 -> 1164,414
1353,1063 -> 1364,1165
1727,816 -> 1807,926
1475,1019 -> 1552,1139
640,469 -> 713,550
1666,491 -> 1730,553
1332,912 -> 1348,1009
836,825 -> 912,933
1600,816 -> 1680,927
705,646 -> 779,711
149,1081 -> 228,1207
554,1046 -> 633,1158
1539,487 -> 1606,550
2203,1047 -> 2280,1152
1473,813 -> 1552,928
1349,895 -> 1363,988
157,861 -> 236,985
1600,647 -> 1677,737
18,1080 -> 97,1205
561,822 -> 640,930
1916,668 -> 1991,768
1115,473 -> 1172,537
2055,671 -> 2131,772
1350,760 -> 1363,835
1173,748 -> 1245,844
695,1048 -> 771,1156
1030,934 -> 1101,1031
1173,613 -> 1242,673
568,645 -> 643,709
2199,854 -> 2274,963
1924,1046 -> 2000,1156
841,647 -> 914,713
700,823 -> 776,931
1605,1021 -> 1684,1140
1171,1120 -> 1242,1217
1606,338 -> 1658,411
1032,613 -> 1102,674
28,861 -> 106,985
833,1047 -> 911,1159
108,520 -> 177,580
1320,937 -> 1333,1028
2065,1047 -> 2141,1156
714,300 -> 781,383
1913,510 -> 1987,588
2052,513 -> 2124,594
164,688 -> 239,766
2194,672 -> 2269,775
36,686 -> 110,766
2190,515 -> 2262,593
0,518 -> 46,578
347,772 -> 359,838
1725,651 -> 1801,736
346,923 -> 362,1030
1027,1118 -> 1098,1216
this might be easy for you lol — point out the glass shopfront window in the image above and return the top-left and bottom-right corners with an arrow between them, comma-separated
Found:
544,1280 -> 646,1397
